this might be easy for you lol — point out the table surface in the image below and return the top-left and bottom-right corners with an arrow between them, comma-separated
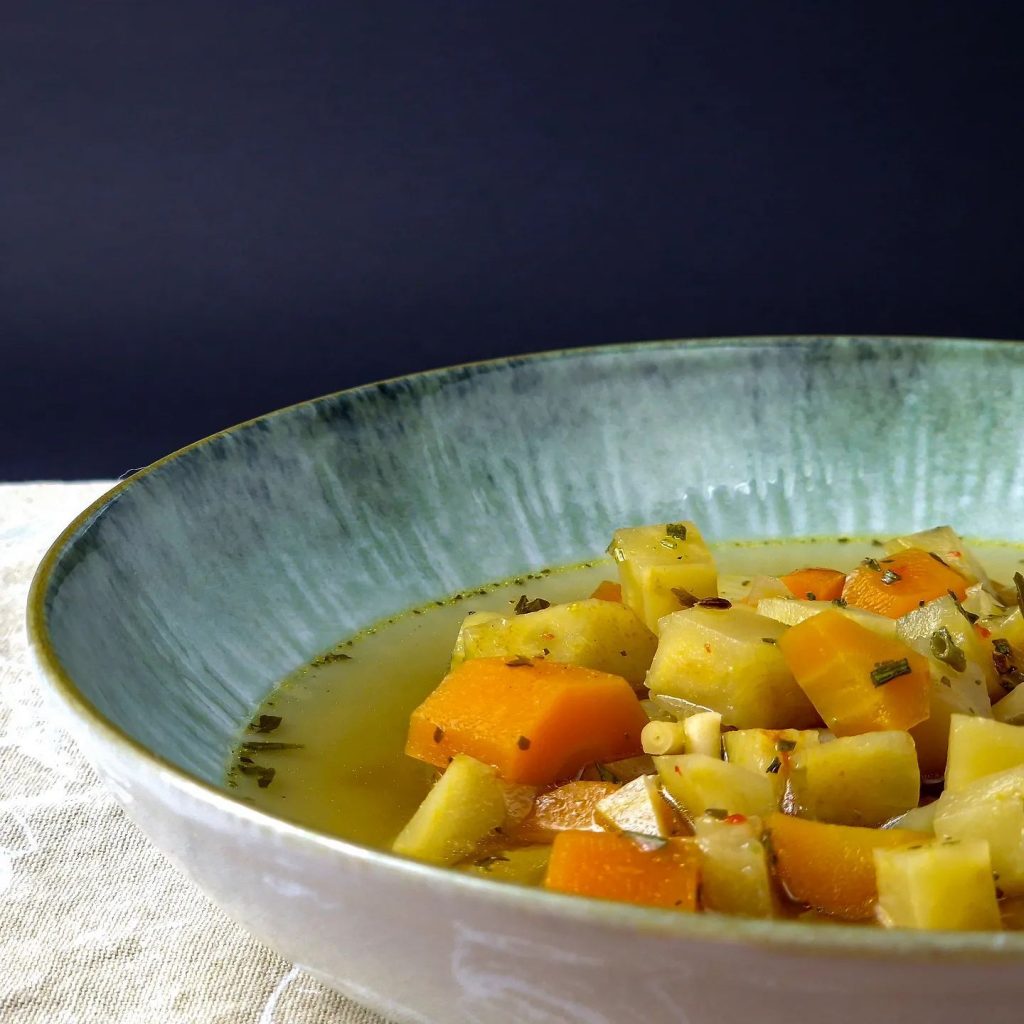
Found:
1,483 -> 389,1024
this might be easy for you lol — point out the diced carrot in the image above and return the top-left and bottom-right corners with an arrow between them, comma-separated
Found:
842,547 -> 967,619
767,813 -> 930,920
590,580 -> 623,602
509,781 -> 619,843
406,657 -> 648,786
780,567 -> 846,602
544,830 -> 700,911
777,609 -> 930,735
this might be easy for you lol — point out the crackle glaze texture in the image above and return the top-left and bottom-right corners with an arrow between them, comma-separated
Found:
30,338 -> 1024,1024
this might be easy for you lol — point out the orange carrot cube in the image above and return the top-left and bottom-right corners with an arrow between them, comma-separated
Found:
406,657 -> 648,785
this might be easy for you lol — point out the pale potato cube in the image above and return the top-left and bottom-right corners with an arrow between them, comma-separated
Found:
756,599 -> 897,637
451,598 -> 657,686
694,814 -> 776,918
993,684 -> 1024,725
910,660 -> 991,782
595,774 -> 677,837
646,606 -> 818,729
933,765 -> 1024,895
742,576 -> 792,605
884,802 -> 937,833
790,731 -> 920,827
724,728 -> 820,805
684,711 -> 723,759
656,753 -> 777,821
449,611 -> 502,666
393,754 -> 508,865
945,715 -> 1024,791
895,595 -> 1000,700
459,844 -> 552,885
874,840 -> 1001,931
991,608 -> 1024,652
609,522 -> 718,631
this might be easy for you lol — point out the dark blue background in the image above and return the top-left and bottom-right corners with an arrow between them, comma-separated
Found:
3,3 -> 1022,479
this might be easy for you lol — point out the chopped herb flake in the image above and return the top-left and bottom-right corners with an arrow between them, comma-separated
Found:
697,597 -> 732,610
311,650 -> 352,667
871,658 -> 912,687
776,738 -> 797,752
1015,572 -> 1024,618
506,655 -> 533,668
660,538 -> 678,549
948,590 -> 979,624
433,726 -> 445,743
761,637 -> 777,645
881,569 -> 902,585
250,714 -> 282,734
704,808 -> 728,820
863,557 -> 882,572
671,587 -> 698,608
239,741 -> 304,753
665,523 -> 689,541
517,735 -> 532,750
929,551 -> 950,567
513,595 -> 551,615
930,628 -> 967,673
806,592 -> 816,600
765,757 -> 782,774
238,763 -> 276,788
831,597 -> 848,607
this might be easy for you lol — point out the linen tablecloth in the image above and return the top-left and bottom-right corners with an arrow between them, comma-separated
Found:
0,483 -> 389,1024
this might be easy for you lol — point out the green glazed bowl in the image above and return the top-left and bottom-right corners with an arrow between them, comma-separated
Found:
28,338 -> 1024,1024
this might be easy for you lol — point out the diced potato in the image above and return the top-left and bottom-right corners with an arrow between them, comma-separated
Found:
596,755 -> 656,784
895,595 -> 1000,701
991,608 -> 1024,653
884,801 -> 937,833
757,598 -> 898,637
451,599 -> 657,687
641,720 -> 688,755
647,606 -> 819,729
656,754 -> 777,821
874,841 -> 1002,931
718,574 -> 755,603
609,522 -> 718,631
684,711 -> 723,759
790,731 -> 920,827
392,754 -> 508,865
909,659 -> 991,782
694,814 -> 776,918
742,575 -> 791,605
459,845 -> 552,885
595,774 -> 678,837
449,611 -> 502,666
963,582 -> 1006,619
724,728 -> 820,804
884,526 -> 990,590
640,698 -> 676,723
724,728 -> 821,774
649,693 -> 715,720
993,684 -> 1024,725
945,715 -> 1024,791
933,765 -> 1024,896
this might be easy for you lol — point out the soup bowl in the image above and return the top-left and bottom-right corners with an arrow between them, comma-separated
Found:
28,337 -> 1024,1024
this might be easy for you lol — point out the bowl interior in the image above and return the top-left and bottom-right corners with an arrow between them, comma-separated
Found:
36,337 -> 1024,785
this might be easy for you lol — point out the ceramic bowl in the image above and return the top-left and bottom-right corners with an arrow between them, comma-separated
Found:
29,337 -> 1024,1024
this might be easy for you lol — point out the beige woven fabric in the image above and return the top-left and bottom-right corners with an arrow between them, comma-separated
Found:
0,483 -> 389,1024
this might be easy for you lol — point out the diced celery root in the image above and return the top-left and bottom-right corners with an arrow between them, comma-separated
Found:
647,606 -> 818,729
933,765 -> 1024,896
595,775 -> 677,837
392,755 -> 509,865
874,841 -> 1002,931
945,714 -> 1024,791
993,684 -> 1024,725
609,522 -> 718,631
790,732 -> 920,827
451,599 -> 657,685
657,754 -> 777,821
695,815 -> 776,918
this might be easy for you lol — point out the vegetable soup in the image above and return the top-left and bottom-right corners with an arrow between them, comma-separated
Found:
229,525 -> 1024,931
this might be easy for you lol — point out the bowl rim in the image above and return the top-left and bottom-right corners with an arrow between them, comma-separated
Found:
26,334 -> 1024,960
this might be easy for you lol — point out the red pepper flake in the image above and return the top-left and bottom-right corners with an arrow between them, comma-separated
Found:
724,814 -> 748,825
977,626 -> 992,638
